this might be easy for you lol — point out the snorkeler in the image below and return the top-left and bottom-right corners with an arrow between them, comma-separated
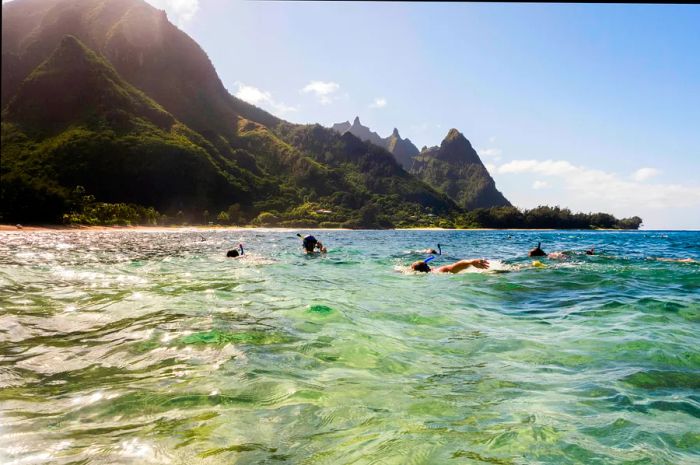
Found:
529,242 -> 547,257
297,234 -> 327,254
411,258 -> 489,273
226,243 -> 244,257
422,243 -> 442,255
531,244 -> 597,260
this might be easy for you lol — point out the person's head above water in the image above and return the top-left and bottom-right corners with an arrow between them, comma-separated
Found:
423,244 -> 442,255
300,234 -> 317,252
411,260 -> 432,273
226,243 -> 244,257
586,247 -> 595,255
529,242 -> 547,257
298,234 -> 327,253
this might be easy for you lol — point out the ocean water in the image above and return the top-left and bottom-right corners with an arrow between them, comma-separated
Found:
0,229 -> 698,465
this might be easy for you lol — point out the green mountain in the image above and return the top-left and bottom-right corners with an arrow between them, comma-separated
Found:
1,0 -> 457,226
411,129 -> 511,209
331,118 -> 510,210
2,35 -> 265,222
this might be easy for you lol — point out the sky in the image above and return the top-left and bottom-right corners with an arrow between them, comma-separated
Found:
14,0 -> 700,228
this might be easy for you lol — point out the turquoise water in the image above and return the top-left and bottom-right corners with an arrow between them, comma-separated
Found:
0,229 -> 698,465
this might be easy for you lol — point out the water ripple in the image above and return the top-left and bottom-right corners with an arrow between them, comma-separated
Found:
1,230 -> 698,464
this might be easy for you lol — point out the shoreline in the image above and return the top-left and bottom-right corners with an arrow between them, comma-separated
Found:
0,224 -> 661,232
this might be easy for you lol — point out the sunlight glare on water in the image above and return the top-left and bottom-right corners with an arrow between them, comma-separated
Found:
0,229 -> 698,465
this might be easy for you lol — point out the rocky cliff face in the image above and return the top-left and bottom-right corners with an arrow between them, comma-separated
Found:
331,117 -> 419,169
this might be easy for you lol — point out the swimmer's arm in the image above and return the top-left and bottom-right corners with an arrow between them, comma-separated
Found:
436,259 -> 489,273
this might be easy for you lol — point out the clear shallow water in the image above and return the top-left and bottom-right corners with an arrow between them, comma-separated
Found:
0,229 -> 698,465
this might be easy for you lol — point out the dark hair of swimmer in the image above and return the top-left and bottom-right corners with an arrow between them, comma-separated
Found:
427,243 -> 442,255
586,247 -> 595,255
411,261 -> 431,273
301,234 -> 317,252
226,243 -> 244,257
529,242 -> 547,257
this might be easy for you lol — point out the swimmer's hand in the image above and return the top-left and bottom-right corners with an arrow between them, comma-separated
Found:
470,259 -> 489,269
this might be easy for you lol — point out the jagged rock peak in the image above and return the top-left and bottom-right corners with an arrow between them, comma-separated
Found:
391,127 -> 400,137
444,128 -> 463,142
352,116 -> 361,126
52,35 -> 93,63
441,128 -> 474,150
59,35 -> 82,50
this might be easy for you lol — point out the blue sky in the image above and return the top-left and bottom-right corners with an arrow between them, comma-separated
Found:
154,2 -> 697,228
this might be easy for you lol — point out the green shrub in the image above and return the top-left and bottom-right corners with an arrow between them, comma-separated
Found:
255,211 -> 280,226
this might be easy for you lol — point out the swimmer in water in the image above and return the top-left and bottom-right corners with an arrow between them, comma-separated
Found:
411,258 -> 489,273
529,242 -> 547,257
586,247 -> 595,255
528,242 -> 573,260
298,234 -> 327,254
653,257 -> 697,263
226,243 -> 244,257
422,243 -> 442,255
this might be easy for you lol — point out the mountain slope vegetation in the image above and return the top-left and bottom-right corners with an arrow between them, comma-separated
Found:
1,0 -> 456,226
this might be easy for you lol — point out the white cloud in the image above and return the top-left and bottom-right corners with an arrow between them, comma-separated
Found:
234,82 -> 297,115
497,159 -> 578,176
369,97 -> 387,109
145,0 -> 199,27
478,147 -> 502,161
493,159 -> 700,210
301,81 -> 340,105
532,180 -> 549,190
631,167 -> 660,182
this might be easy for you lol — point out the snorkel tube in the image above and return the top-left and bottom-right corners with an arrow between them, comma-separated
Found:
437,243 -> 442,255
239,243 -> 244,255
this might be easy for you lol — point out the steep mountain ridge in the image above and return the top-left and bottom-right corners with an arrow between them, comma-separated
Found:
331,116 -> 420,169
1,35 -> 265,221
331,119 -> 510,209
5,35 -> 173,132
1,0 -> 282,137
